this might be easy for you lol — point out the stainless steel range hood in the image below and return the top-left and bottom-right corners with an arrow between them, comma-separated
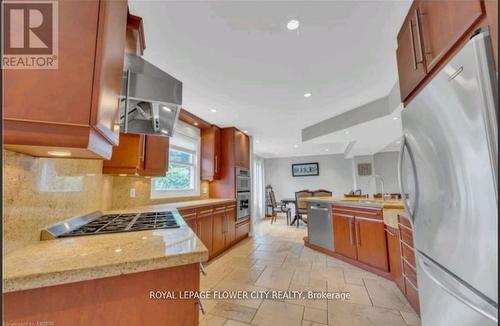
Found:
119,53 -> 182,136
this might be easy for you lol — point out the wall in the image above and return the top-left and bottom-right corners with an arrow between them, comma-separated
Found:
264,154 -> 354,200
109,177 -> 209,210
373,151 -> 400,193
3,150 -> 113,254
263,151 -> 400,205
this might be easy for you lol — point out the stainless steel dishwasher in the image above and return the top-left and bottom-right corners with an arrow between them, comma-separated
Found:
307,202 -> 334,251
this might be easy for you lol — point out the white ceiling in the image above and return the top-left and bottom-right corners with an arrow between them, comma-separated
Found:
129,0 -> 412,158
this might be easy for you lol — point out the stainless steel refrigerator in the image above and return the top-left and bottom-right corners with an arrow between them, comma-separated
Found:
398,29 -> 498,325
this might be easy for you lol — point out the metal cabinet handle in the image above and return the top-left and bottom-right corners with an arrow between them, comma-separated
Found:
409,20 -> 418,70
198,300 -> 206,315
414,8 -> 425,64
310,206 -> 329,212
397,135 -> 418,229
123,70 -> 131,133
355,221 -> 361,247
348,219 -> 354,246
199,262 -> 207,276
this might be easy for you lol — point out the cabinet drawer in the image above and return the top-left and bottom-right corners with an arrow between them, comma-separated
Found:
178,208 -> 196,217
333,206 -> 383,220
401,242 -> 416,268
403,259 -> 418,287
404,276 -> 420,315
399,224 -> 414,247
196,207 -> 214,216
398,215 -> 412,229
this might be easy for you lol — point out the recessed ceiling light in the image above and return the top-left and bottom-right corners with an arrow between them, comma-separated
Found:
325,148 -> 329,152
287,19 -> 300,30
47,150 -> 71,157
344,130 -> 350,135
392,116 -> 399,120
210,109 -> 217,113
304,92 -> 312,98
194,122 -> 199,126
243,130 -> 248,134
396,140 -> 401,144
161,129 -> 169,135
162,106 -> 172,112
256,140 -> 260,143
294,144 -> 299,148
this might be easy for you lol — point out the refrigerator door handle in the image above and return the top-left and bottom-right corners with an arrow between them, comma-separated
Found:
418,252 -> 498,322
397,135 -> 417,227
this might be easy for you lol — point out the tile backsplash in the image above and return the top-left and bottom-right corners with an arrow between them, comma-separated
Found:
3,150 -> 210,254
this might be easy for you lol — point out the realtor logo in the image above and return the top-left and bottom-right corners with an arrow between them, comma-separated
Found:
2,0 -> 58,69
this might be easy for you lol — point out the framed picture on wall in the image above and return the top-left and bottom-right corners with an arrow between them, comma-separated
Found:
292,162 -> 319,177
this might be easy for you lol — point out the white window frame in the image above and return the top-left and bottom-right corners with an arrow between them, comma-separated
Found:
151,122 -> 201,199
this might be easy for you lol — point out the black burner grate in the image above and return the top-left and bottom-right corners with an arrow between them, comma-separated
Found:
60,211 -> 180,237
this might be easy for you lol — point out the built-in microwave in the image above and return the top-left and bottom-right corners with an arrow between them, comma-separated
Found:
236,167 -> 250,192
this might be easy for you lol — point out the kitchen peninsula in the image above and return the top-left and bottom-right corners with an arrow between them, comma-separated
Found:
304,196 -> 420,313
3,198 -> 238,325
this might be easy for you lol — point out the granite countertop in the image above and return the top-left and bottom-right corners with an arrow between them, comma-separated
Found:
304,196 -> 406,228
3,198 -> 235,293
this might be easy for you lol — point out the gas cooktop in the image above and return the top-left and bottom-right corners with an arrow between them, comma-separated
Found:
41,210 -> 182,240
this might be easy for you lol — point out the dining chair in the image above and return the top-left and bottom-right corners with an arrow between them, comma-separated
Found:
269,190 -> 291,225
312,189 -> 332,197
294,190 -> 314,228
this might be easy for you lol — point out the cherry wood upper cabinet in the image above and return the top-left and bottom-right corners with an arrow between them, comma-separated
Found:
396,0 -> 497,104
201,126 -> 221,181
396,2 -> 427,102
418,0 -> 484,71
103,133 -> 169,176
332,213 -> 357,260
234,130 -> 250,169
3,0 -> 128,159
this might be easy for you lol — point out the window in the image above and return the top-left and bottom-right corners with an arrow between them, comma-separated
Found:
151,121 -> 200,198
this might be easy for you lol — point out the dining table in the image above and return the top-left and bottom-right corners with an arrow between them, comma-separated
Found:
280,198 -> 305,227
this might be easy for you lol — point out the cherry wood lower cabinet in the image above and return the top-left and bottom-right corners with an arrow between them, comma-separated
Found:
4,264 -> 200,326
178,202 -> 244,260
332,212 -> 357,260
332,206 -> 388,273
386,225 -> 405,292
398,215 -> 420,314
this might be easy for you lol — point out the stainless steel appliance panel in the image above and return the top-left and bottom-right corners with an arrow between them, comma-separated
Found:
236,167 -> 251,192
237,191 -> 250,220
307,203 -> 334,251
401,30 -> 498,305
417,252 -> 497,325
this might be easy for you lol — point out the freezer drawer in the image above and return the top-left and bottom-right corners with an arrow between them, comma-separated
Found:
417,252 -> 498,326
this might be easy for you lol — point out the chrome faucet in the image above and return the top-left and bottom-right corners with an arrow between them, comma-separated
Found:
366,174 -> 386,199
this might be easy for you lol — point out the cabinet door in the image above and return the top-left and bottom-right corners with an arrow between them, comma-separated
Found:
212,207 -> 226,256
90,0 -> 128,145
197,209 -> 213,257
225,205 -> 236,247
201,126 -> 221,180
419,0 -> 484,71
355,218 -> 389,271
386,227 -> 404,292
396,5 -> 427,102
234,130 -> 250,169
332,213 -> 357,260
102,133 -> 142,174
140,135 -> 169,176
4,0 -> 99,125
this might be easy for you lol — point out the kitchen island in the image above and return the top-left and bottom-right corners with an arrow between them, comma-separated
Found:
3,198 -> 235,325
304,196 -> 420,314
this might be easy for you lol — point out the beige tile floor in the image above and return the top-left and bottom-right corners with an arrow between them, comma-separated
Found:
200,217 -> 420,326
